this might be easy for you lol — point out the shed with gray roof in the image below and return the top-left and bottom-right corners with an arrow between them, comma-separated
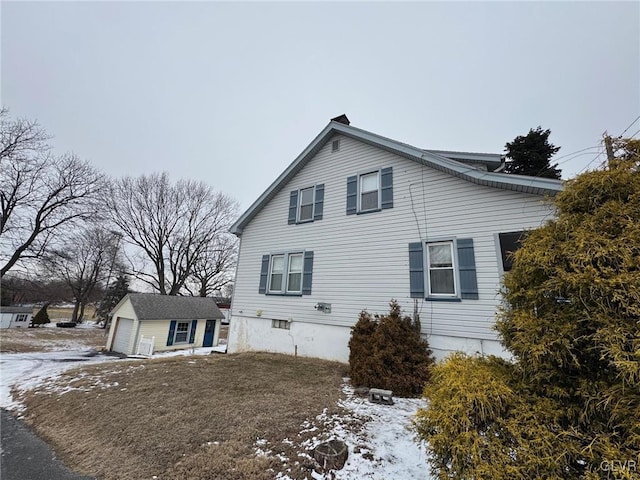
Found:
106,293 -> 224,356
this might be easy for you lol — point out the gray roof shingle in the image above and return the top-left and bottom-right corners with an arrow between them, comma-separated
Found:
127,294 -> 224,320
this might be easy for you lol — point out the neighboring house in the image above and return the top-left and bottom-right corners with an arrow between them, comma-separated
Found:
106,294 -> 225,356
227,115 -> 563,362
213,296 -> 232,324
0,306 -> 33,329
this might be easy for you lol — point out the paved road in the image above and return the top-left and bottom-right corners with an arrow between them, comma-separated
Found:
1,409 -> 96,480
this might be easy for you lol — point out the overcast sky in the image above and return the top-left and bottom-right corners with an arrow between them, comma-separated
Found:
3,1 -> 639,212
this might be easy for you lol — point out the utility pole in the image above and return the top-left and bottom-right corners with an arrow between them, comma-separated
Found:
603,132 -> 615,162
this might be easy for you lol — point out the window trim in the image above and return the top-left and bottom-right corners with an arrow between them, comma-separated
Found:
266,251 -> 305,296
286,253 -> 303,294
268,254 -> 286,293
425,239 -> 459,299
358,170 -> 381,213
173,320 -> 193,344
297,187 -> 315,223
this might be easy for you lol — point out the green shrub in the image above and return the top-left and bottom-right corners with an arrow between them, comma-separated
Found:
348,300 -> 433,397
31,304 -> 50,327
415,139 -> 640,479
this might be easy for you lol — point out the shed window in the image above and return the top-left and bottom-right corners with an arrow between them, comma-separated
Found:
174,321 -> 190,343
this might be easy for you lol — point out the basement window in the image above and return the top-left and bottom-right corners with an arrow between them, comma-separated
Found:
272,319 -> 290,330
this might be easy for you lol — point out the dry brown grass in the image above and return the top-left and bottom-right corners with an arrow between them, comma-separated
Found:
19,352 -> 349,480
45,305 -> 97,321
0,325 -> 107,353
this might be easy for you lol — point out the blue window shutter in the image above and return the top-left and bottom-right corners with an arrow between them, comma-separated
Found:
381,167 -> 393,209
346,176 -> 357,215
288,190 -> 298,224
314,184 -> 324,221
409,242 -> 425,298
302,251 -> 314,295
259,255 -> 270,294
167,320 -> 177,346
457,238 -> 479,299
189,320 -> 197,344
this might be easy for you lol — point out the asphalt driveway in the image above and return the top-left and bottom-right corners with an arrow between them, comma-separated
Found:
1,408 -> 96,480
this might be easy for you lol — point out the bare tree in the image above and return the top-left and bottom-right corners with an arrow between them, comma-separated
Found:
42,227 -> 120,322
108,172 -> 238,295
0,108 -> 105,277
184,234 -> 237,297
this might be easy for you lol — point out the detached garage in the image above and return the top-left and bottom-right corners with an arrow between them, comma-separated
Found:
106,293 -> 224,356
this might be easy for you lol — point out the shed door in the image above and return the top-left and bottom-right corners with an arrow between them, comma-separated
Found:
112,318 -> 134,354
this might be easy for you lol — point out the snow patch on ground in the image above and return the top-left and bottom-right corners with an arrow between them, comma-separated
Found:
255,381 -> 435,480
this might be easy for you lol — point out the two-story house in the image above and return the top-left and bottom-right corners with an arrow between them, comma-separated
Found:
227,115 -> 562,362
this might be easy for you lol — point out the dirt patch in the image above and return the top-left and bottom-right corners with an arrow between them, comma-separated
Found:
0,326 -> 106,353
19,352 -> 349,480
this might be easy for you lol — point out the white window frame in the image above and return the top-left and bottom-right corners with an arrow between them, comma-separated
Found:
15,314 -> 28,322
286,253 -> 303,294
173,320 -> 192,344
358,170 -> 381,212
268,254 -> 285,293
297,187 -> 315,223
267,252 -> 305,295
425,241 -> 458,297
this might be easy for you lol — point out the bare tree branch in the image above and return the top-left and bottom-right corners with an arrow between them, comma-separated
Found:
107,172 -> 238,295
0,109 -> 106,277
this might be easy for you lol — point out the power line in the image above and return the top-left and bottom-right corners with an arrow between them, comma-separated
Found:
577,146 -> 605,175
629,128 -> 640,139
553,145 -> 600,163
619,114 -> 640,137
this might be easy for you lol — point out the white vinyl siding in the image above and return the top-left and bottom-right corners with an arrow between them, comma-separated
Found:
231,134 -> 555,345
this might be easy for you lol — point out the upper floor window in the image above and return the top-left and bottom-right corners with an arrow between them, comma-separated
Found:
359,171 -> 380,211
288,184 -> 324,225
347,167 -> 393,215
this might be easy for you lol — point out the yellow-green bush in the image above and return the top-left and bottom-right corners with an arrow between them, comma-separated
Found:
416,139 -> 640,479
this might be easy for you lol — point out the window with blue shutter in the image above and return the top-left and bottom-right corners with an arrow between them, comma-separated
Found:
288,191 -> 298,224
258,255 -> 270,294
408,243 -> 424,298
288,185 -> 324,224
457,238 -> 479,299
347,167 -> 393,215
259,251 -> 314,296
346,176 -> 357,215
411,238 -> 479,301
167,320 -> 177,346
302,251 -> 314,295
188,320 -> 197,344
314,185 -> 324,221
381,167 -> 393,209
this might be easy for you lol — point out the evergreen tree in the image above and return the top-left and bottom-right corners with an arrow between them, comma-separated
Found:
349,300 -> 433,397
416,138 -> 640,479
31,303 -> 51,327
96,274 -> 130,322
504,126 -> 562,179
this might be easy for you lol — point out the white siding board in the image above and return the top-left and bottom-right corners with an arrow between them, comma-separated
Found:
231,135 -> 554,355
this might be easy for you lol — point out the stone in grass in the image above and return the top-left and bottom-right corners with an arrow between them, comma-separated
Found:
313,439 -> 348,471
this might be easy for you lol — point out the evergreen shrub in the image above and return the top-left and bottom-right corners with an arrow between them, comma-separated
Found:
348,300 -> 433,397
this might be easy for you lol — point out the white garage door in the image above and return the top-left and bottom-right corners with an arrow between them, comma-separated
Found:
112,318 -> 134,354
